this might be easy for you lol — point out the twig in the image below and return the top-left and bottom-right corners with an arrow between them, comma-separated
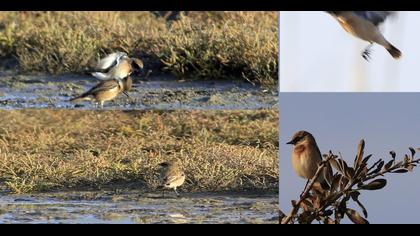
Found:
363,158 -> 420,183
316,157 -> 420,217
281,154 -> 334,224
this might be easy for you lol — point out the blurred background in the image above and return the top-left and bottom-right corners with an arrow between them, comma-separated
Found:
279,93 -> 420,223
280,11 -> 420,92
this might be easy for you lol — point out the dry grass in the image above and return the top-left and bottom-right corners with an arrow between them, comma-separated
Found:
0,11 -> 278,86
0,110 -> 278,194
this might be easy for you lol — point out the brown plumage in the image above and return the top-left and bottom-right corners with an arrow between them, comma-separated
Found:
69,78 -> 124,108
287,130 -> 332,190
90,54 -> 144,81
327,11 -> 401,60
158,159 -> 185,197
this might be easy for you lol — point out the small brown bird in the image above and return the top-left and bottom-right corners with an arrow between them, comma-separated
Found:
287,130 -> 332,190
158,159 -> 186,197
327,11 -> 401,60
72,53 -> 144,108
69,78 -> 124,108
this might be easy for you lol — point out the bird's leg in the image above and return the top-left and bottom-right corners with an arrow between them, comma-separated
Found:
100,101 -> 104,109
162,189 -> 165,198
123,91 -> 130,98
362,43 -> 373,61
174,187 -> 180,197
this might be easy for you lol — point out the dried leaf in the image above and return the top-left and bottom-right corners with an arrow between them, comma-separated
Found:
340,177 -> 349,191
354,163 -> 367,181
408,164 -> 415,172
361,179 -> 387,191
409,147 -> 416,157
392,169 -> 409,173
354,139 -> 365,168
390,151 -> 396,160
338,159 -> 349,177
350,191 -> 368,218
301,199 -> 314,211
298,211 -> 315,224
337,197 -> 348,217
329,158 -> 342,174
362,154 -> 372,164
394,160 -> 403,168
346,209 -> 369,224
370,160 -> 384,175
384,159 -> 394,170
345,166 -> 355,180
324,217 -> 335,224
330,174 -> 342,191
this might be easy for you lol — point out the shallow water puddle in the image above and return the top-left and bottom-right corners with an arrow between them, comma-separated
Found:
0,192 -> 278,224
0,74 -> 278,110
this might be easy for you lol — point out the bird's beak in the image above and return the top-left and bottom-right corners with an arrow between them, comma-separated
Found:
286,140 -> 294,145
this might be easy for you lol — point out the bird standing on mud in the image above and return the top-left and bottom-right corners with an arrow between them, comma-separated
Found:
71,52 -> 144,108
287,130 -> 332,190
158,159 -> 186,197
69,78 -> 125,108
326,11 -> 401,60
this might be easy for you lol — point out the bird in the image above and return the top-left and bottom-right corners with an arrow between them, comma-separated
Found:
158,159 -> 186,197
286,130 -> 332,190
69,78 -> 124,108
326,11 -> 401,60
89,52 -> 144,81
72,52 -> 144,107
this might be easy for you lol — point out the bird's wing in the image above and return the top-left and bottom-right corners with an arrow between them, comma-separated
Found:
91,72 -> 109,80
95,52 -> 127,71
353,11 -> 396,26
87,79 -> 119,94
163,172 -> 184,185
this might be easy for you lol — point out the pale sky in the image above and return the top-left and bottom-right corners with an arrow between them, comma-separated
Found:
279,93 -> 420,224
280,11 -> 420,92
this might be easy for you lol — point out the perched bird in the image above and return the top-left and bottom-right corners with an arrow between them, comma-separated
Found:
326,11 -> 401,60
89,52 -> 144,81
287,130 -> 332,190
158,159 -> 186,197
69,78 -> 124,108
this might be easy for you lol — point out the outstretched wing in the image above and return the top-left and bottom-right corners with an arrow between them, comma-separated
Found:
94,52 -> 127,71
353,11 -> 396,26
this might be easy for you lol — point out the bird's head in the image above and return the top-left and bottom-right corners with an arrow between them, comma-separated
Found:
286,130 -> 315,146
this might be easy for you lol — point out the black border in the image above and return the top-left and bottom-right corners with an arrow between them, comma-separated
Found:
1,0 -> 418,11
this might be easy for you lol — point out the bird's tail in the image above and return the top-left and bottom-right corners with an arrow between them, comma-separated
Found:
69,94 -> 90,103
386,43 -> 402,59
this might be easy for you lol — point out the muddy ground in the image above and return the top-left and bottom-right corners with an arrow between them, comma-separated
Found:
0,190 -> 278,224
0,72 -> 278,110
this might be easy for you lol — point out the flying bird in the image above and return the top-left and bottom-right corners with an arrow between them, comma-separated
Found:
326,11 -> 401,60
89,52 -> 144,81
